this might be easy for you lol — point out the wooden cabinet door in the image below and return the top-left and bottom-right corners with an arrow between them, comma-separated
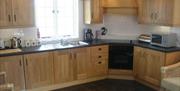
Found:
91,0 -> 103,23
103,0 -> 137,8
24,52 -> 54,89
155,0 -> 174,26
133,47 -> 147,80
12,0 -> 35,26
138,0 -> 176,26
54,50 -> 76,84
0,0 -> 13,27
145,49 -> 165,86
84,0 -> 103,24
0,55 -> 25,91
72,48 -> 90,80
138,0 -> 155,24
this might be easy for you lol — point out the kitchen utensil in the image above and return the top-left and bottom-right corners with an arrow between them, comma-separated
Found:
11,37 -> 22,48
95,30 -> 102,40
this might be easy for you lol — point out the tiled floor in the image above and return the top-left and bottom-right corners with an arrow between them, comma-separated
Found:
53,79 -> 157,91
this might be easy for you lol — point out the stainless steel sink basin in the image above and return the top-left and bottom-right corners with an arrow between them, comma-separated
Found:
69,41 -> 89,46
60,41 -> 88,47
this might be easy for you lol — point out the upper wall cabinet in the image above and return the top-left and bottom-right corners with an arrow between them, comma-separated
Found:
84,0 -> 103,24
138,0 -> 180,26
0,0 -> 12,27
102,0 -> 138,15
102,0 -> 137,8
0,0 -> 35,28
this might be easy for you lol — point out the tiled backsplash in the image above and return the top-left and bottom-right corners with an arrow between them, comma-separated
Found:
0,27 -> 38,40
0,27 -> 38,47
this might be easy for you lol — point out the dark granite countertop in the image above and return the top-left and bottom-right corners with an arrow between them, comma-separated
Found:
133,42 -> 180,52
0,39 -> 180,57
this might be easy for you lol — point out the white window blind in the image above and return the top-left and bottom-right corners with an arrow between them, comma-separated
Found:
35,0 -> 79,38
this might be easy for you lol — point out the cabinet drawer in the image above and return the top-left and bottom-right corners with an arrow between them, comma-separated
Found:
95,60 -> 106,66
91,45 -> 109,53
92,54 -> 108,60
94,60 -> 108,76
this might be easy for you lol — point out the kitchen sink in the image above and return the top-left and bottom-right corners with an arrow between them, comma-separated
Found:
60,41 -> 89,47
69,41 -> 89,46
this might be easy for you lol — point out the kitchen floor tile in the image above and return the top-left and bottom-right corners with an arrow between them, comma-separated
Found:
53,79 -> 157,91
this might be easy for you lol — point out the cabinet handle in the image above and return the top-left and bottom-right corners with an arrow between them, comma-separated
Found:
98,56 -> 102,58
26,58 -> 28,66
150,13 -> 154,20
8,15 -> 11,22
14,15 -> 16,22
154,13 -> 158,20
19,60 -> 22,66
74,53 -> 77,59
98,48 -> 102,51
70,53 -> 72,60
98,61 -> 102,64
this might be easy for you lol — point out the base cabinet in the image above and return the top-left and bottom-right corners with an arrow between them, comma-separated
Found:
54,50 -> 76,84
24,52 -> 54,89
0,45 -> 109,91
133,47 -> 147,80
0,56 -> 25,91
134,46 -> 165,87
71,48 -> 91,80
144,49 -> 165,86
89,45 -> 109,77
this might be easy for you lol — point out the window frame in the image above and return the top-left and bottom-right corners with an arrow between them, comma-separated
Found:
34,0 -> 79,39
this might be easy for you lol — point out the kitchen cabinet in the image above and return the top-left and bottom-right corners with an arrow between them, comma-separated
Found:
72,48 -> 91,80
0,0 -> 12,27
133,46 -> 147,80
24,52 -> 54,89
12,0 -> 35,27
84,0 -> 103,24
0,55 -> 25,91
89,45 -> 109,77
138,0 -> 180,26
134,46 -> 165,87
54,50 -> 76,84
54,47 -> 91,84
0,0 -> 34,27
145,49 -> 165,86
102,0 -> 137,8
102,0 -> 137,15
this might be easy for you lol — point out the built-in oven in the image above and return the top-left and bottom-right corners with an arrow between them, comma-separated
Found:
109,43 -> 134,70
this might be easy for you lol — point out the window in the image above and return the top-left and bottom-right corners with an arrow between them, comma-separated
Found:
35,0 -> 79,38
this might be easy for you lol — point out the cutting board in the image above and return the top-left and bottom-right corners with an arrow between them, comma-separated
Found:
0,49 -> 22,54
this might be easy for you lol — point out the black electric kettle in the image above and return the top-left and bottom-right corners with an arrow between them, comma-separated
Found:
83,28 -> 94,42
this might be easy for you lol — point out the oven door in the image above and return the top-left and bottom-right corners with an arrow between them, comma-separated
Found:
109,52 -> 133,69
109,44 -> 133,70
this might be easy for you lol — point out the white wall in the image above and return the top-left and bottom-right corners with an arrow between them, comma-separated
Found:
84,14 -> 180,41
0,27 -> 37,40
